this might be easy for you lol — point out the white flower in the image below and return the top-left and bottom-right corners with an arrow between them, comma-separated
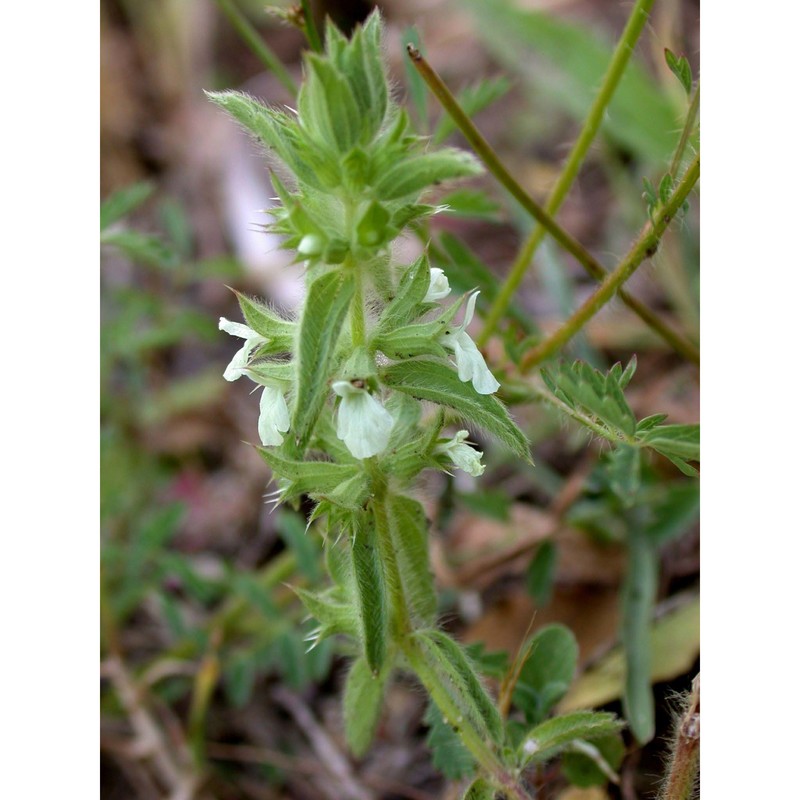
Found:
258,385 -> 291,446
332,380 -> 394,459
439,292 -> 500,395
424,267 -> 451,302
436,430 -> 485,477
219,317 -> 268,381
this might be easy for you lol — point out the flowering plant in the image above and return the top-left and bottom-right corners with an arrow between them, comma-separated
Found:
210,13 -> 625,798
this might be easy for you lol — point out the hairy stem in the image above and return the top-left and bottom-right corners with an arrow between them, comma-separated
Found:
658,673 -> 700,800
669,82 -> 700,180
213,0 -> 297,96
407,45 -> 697,363
403,640 -> 532,800
520,154 -> 699,370
350,260 -> 367,348
479,0 -> 656,344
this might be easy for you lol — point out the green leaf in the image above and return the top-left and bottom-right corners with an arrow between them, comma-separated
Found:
417,630 -> 504,744
402,26 -> 429,131
658,172 -> 674,204
294,587 -> 359,640
560,596 -> 700,713
301,54 -> 361,154
525,540 -> 557,607
513,624 -> 578,725
462,777 -> 497,800
607,445 -> 641,506
277,511 -> 321,581
337,14 -> 388,143
292,271 -> 355,449
208,90 -> 341,190
378,254 -> 432,331
223,650 -> 258,708
645,482 -> 699,545
372,320 -> 449,361
621,532 -> 658,744
433,75 -> 512,143
356,200 -> 391,248
374,149 -> 482,201
542,360 -> 637,437
257,449 -> 360,501
343,656 -> 389,757
459,489 -> 512,522
436,233 -> 535,334
350,512 -> 388,674
437,189 -> 502,220
561,733 -> 625,788
664,48 -> 693,96
101,181 -> 154,230
100,229 -> 176,268
642,424 -> 700,463
382,360 -> 530,461
424,701 -> 476,780
518,711 -> 624,766
464,0 -> 679,163
234,291 -> 295,348
387,495 -> 437,623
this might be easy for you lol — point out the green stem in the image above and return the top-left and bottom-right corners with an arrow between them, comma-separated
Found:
403,640 -> 531,800
407,45 -> 697,363
350,260 -> 367,348
520,154 -> 699,370
668,81 -> 700,179
213,0 -> 297,96
300,0 -> 323,53
479,0 -> 656,344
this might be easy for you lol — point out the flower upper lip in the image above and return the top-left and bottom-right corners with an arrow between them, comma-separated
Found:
219,317 -> 268,382
438,292 -> 501,395
332,380 -> 394,459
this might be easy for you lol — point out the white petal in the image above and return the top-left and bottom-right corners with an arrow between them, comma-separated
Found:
223,338 -> 261,381
453,332 -> 500,395
258,386 -> 290,446
335,387 -> 394,459
424,268 -> 451,302
450,443 -> 485,477
219,317 -> 259,340
461,291 -> 479,328
435,430 -> 484,477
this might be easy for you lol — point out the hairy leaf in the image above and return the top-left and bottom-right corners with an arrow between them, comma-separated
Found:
518,711 -> 624,767
513,624 -> 578,725
387,495 -> 437,623
350,513 -> 388,674
343,656 -> 389,756
292,271 -> 355,449
382,360 -> 530,461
